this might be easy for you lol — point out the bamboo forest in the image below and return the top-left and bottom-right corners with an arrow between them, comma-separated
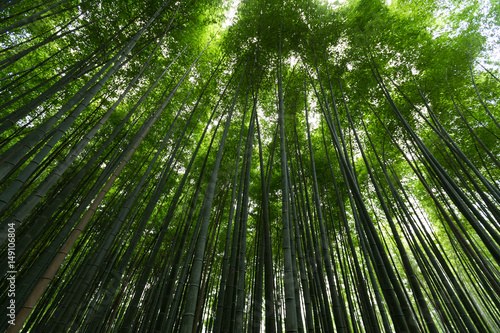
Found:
1,0 -> 500,331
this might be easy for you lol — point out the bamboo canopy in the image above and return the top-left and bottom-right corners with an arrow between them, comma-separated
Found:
1,0 -> 500,332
